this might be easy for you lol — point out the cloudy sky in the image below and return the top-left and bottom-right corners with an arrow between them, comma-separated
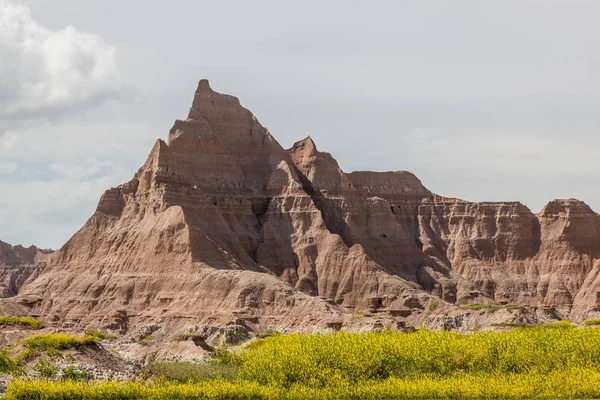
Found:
1,0 -> 599,249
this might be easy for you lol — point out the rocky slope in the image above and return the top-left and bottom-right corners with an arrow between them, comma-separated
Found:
5,80 -> 600,336
0,241 -> 53,298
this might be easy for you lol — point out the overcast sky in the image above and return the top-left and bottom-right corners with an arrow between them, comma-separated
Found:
1,0 -> 599,249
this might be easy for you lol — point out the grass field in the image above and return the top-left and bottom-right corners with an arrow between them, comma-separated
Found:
7,322 -> 600,399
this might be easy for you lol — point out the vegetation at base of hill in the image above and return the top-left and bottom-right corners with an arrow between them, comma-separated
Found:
0,350 -> 18,373
0,316 -> 44,330
7,369 -> 600,399
491,321 -> 537,328
459,303 -> 526,313
139,334 -> 153,346
176,332 -> 206,341
427,300 -> 438,311
255,330 -> 280,339
33,359 -> 58,379
21,333 -> 96,352
7,323 -> 600,399
84,328 -> 116,340
142,361 -> 238,383
583,318 -> 600,326
16,333 -> 99,363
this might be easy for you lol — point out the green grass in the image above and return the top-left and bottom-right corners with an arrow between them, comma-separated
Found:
8,369 -> 600,399
0,350 -> 18,373
255,330 -> 280,339
583,319 -> 600,326
492,322 -> 536,328
33,359 -> 58,379
460,303 -> 525,313
0,316 -> 44,330
84,328 -> 116,340
428,300 -> 438,312
7,324 -> 600,399
16,333 -> 97,363
176,333 -> 206,341
139,334 -> 153,346
21,333 -> 96,351
142,361 -> 238,383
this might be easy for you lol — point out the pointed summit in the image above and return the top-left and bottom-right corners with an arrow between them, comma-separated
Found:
188,79 -> 241,120
196,79 -> 212,93
290,136 -> 319,157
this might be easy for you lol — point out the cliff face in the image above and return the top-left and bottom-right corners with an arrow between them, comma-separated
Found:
11,80 -> 600,332
0,241 -> 53,298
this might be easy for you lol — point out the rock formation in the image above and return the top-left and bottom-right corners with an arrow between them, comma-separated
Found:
7,80 -> 600,334
0,241 -> 52,298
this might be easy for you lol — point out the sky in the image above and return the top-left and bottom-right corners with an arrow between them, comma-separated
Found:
1,0 -> 599,249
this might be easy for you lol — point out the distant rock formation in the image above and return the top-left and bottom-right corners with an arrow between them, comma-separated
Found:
0,241 -> 53,298
9,80 -> 600,333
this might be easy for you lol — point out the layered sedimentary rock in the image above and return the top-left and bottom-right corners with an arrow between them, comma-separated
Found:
10,80 -> 600,333
0,241 -> 52,298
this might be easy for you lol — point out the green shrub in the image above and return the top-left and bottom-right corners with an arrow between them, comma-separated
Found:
460,304 -> 525,313
492,322 -> 536,328
142,361 -> 238,383
7,369 -> 600,399
428,301 -> 438,312
16,333 -> 97,362
33,359 -> 57,379
0,350 -> 18,373
584,319 -> 600,326
61,365 -> 87,381
0,316 -> 43,330
256,330 -> 281,339
139,334 -> 152,346
84,328 -> 116,340
21,333 -> 96,351
7,326 -> 600,399
176,333 -> 206,341
46,348 -> 63,359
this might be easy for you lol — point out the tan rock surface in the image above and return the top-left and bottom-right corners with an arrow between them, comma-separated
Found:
5,80 -> 600,337
0,241 -> 53,298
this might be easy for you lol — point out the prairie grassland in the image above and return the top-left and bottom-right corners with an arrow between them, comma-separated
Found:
7,322 -> 600,399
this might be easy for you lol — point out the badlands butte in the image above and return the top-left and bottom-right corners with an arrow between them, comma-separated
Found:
3,80 -> 600,346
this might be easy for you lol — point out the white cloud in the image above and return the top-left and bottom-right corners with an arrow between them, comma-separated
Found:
0,131 -> 18,153
0,1 -> 121,118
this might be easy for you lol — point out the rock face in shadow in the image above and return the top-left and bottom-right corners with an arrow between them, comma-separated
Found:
10,80 -> 600,332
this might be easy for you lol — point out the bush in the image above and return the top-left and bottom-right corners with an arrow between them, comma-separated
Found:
584,319 -> 600,326
142,361 -> 238,383
139,335 -> 152,346
176,333 -> 206,341
0,316 -> 44,330
22,333 -> 96,351
7,369 -> 600,399
33,360 -> 57,379
0,350 -> 18,373
16,333 -> 97,362
7,326 -> 600,399
460,304 -> 525,313
61,365 -> 87,381
84,328 -> 116,340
